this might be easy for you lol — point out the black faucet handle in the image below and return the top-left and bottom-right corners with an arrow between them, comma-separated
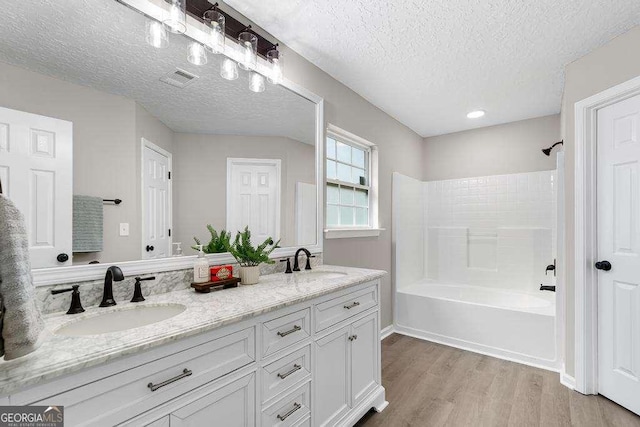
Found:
131,276 -> 155,302
280,258 -> 292,274
51,285 -> 85,314
305,255 -> 316,270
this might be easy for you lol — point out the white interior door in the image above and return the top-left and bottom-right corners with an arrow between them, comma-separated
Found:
597,94 -> 640,415
142,139 -> 171,260
0,106 -> 72,268
227,158 -> 280,244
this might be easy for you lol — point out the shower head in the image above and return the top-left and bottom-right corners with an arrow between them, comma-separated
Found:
542,140 -> 563,156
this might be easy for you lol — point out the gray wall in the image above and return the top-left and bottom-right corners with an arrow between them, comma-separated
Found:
561,25 -> 640,377
281,47 -> 425,329
422,115 -> 560,181
172,133 -> 315,252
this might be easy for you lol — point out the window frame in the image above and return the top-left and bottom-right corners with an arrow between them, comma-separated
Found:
324,124 -> 382,239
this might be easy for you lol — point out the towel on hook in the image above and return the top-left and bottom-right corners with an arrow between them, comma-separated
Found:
73,195 -> 103,253
0,195 -> 45,360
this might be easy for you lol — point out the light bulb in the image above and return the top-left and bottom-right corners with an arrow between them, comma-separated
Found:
249,72 -> 265,93
204,10 -> 225,54
146,20 -> 168,48
163,0 -> 186,34
467,110 -> 485,119
220,58 -> 239,80
267,48 -> 283,84
238,32 -> 257,70
187,42 -> 207,65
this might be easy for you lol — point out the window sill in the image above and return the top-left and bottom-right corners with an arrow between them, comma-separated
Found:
324,228 -> 385,239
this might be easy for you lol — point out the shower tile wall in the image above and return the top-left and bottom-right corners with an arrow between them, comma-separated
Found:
425,170 -> 556,293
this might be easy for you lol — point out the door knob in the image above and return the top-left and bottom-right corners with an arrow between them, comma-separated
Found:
57,253 -> 69,263
146,245 -> 154,252
595,260 -> 612,271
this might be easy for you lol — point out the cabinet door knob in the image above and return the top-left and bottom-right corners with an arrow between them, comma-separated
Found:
146,245 -> 155,252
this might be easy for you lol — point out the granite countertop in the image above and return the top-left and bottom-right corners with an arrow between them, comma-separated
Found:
0,265 -> 386,396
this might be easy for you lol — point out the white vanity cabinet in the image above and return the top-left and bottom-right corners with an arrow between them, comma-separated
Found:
3,279 -> 386,427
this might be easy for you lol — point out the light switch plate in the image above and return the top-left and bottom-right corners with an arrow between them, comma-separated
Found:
119,223 -> 130,236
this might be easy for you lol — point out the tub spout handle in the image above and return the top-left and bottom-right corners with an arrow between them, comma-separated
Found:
540,285 -> 556,292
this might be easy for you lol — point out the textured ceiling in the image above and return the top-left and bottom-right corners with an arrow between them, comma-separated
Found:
225,0 -> 640,137
0,0 -> 316,144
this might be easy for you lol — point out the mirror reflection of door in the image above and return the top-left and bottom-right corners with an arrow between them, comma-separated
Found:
0,106 -> 72,268
227,158 -> 281,244
142,139 -> 172,259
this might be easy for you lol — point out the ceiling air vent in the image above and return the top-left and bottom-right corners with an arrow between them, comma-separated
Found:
160,68 -> 199,88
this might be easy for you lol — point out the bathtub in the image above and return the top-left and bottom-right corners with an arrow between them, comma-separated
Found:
395,281 -> 557,369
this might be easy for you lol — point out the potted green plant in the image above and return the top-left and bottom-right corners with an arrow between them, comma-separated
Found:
192,225 -> 231,254
225,226 -> 280,285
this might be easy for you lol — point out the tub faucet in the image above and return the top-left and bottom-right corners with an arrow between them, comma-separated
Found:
100,266 -> 124,307
545,259 -> 556,277
293,248 -> 314,271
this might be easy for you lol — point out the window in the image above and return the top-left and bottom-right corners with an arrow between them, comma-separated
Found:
325,124 -> 381,238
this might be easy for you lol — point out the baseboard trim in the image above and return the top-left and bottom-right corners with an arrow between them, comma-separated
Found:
560,367 -> 576,390
380,325 -> 395,340
395,324 -> 560,372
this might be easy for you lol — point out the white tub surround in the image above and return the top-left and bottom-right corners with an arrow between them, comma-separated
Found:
392,171 -> 558,370
0,265 -> 387,427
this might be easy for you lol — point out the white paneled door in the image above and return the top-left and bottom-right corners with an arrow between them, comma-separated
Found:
0,106 -> 72,268
227,158 -> 280,244
142,139 -> 171,260
597,94 -> 640,415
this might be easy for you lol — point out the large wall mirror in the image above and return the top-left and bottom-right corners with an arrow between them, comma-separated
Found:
0,0 -> 323,284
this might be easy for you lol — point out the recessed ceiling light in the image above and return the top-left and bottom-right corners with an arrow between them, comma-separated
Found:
467,110 -> 485,119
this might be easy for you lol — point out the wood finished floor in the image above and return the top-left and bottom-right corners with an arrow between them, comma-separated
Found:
356,334 -> 640,427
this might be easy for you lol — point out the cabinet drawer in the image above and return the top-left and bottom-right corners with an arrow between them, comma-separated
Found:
262,308 -> 310,357
262,382 -> 311,427
262,345 -> 311,404
314,285 -> 377,332
34,327 -> 255,427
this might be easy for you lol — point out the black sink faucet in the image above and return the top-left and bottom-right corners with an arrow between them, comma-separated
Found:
293,248 -> 314,271
100,266 -> 124,307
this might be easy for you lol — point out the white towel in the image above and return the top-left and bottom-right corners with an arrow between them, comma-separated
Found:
0,195 -> 45,360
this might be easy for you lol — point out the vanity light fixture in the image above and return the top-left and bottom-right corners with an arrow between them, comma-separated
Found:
145,20 -> 168,48
187,41 -> 208,65
467,110 -> 486,119
203,5 -> 225,54
266,44 -> 283,85
238,28 -> 258,71
220,58 -> 239,80
249,72 -> 266,93
162,0 -> 187,34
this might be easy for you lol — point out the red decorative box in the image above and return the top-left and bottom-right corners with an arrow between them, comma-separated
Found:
210,265 -> 233,282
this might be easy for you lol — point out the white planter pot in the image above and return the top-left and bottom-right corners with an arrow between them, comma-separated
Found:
239,266 -> 260,285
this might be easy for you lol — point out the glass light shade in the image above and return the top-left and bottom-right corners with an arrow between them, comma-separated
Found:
238,31 -> 258,70
146,20 -> 168,48
266,48 -> 283,84
203,10 -> 225,54
187,42 -> 208,65
220,58 -> 239,80
162,0 -> 186,34
249,72 -> 266,93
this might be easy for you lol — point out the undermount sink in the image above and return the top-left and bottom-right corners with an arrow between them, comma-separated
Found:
296,271 -> 348,280
54,304 -> 186,336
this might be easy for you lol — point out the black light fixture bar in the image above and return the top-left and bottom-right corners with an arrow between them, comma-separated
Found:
186,0 -> 276,59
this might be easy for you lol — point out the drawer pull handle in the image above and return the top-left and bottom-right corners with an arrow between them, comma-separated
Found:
147,368 -> 192,392
344,301 -> 360,310
277,364 -> 302,379
349,334 -> 358,341
277,402 -> 302,421
277,325 -> 301,337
